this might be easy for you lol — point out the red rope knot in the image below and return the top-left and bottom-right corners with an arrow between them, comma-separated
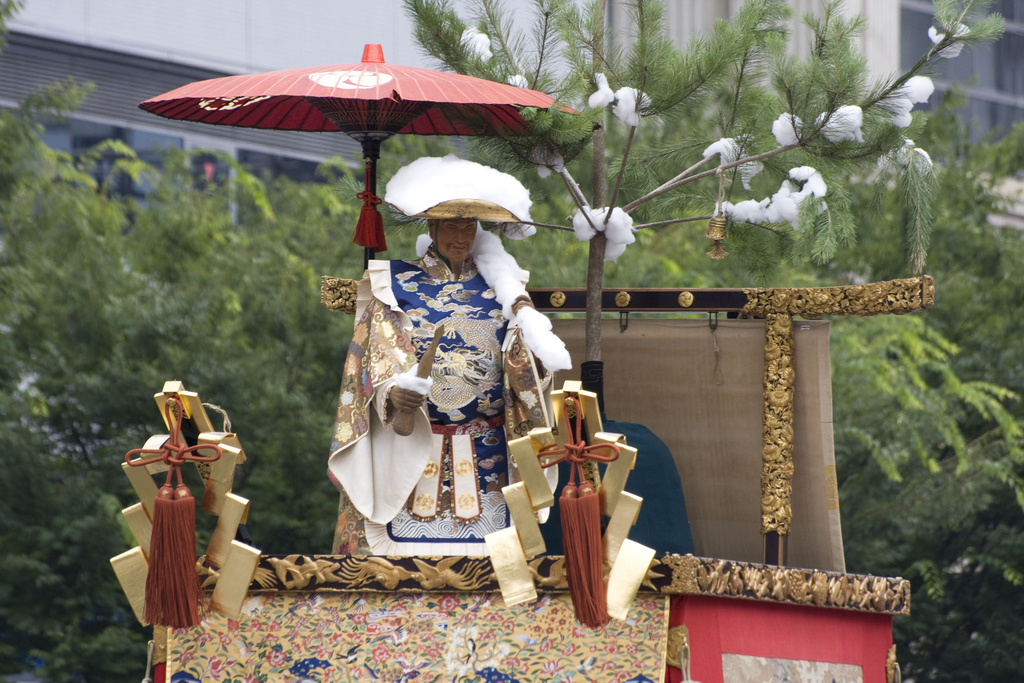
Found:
357,156 -> 383,208
125,395 -> 221,488
538,395 -> 619,487
356,188 -> 382,208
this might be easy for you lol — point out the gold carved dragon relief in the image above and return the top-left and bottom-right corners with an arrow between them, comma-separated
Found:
744,276 -> 934,539
761,312 -> 795,535
231,554 -> 908,615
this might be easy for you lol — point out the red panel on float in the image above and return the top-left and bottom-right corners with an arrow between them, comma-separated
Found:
667,595 -> 893,683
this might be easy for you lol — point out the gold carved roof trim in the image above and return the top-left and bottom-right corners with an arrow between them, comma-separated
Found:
199,554 -> 909,616
743,275 -> 934,319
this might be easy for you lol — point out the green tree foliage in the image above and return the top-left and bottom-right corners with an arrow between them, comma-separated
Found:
0,71 -> 408,680
0,62 -> 153,683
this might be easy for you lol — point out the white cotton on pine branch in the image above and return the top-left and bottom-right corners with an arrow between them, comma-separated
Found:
622,143 -> 800,215
612,87 -> 643,126
530,147 -> 564,178
817,105 -> 864,143
461,28 -> 494,61
703,138 -> 763,189
772,114 -> 802,146
889,76 -> 935,127
570,206 -> 636,261
879,139 -> 934,173
722,167 -> 828,231
588,73 -> 616,108
928,23 -> 970,58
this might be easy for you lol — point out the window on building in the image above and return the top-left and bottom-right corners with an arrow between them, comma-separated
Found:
38,117 -> 183,197
35,118 -> 334,198
902,3 -> 1024,138
237,149 -> 321,184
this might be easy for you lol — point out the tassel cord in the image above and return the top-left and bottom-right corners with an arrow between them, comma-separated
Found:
126,396 -> 222,472
538,396 -> 621,473
353,158 -> 387,252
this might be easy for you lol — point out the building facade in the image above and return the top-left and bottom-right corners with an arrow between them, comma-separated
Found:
2,0 -> 1021,187
902,0 -> 1024,136
611,0 -> 1023,138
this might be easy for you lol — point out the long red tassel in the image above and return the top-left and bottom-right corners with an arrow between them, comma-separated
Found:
560,478 -> 609,629
353,160 -> 387,252
144,483 -> 202,628
353,199 -> 387,251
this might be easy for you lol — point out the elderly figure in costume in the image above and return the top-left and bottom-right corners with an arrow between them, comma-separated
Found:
329,156 -> 571,556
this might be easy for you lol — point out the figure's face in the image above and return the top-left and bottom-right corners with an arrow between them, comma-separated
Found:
431,218 -> 477,264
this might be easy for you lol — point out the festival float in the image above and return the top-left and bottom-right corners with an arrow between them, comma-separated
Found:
107,31 -> 944,683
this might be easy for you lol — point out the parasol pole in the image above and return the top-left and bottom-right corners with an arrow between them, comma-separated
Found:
361,137 -> 383,269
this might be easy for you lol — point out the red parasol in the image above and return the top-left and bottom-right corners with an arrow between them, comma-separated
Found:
140,44 -> 557,258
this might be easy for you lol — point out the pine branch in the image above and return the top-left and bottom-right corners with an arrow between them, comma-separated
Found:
518,219 -> 575,232
531,2 -> 553,90
899,151 -> 935,273
552,0 -> 622,84
604,66 -> 647,216
400,0 -> 1003,306
621,153 -> 717,213
863,2 -> 1003,113
623,143 -> 800,213
405,0 -> 472,73
558,166 -> 593,213
725,48 -> 755,134
606,124 -> 635,218
633,215 -> 713,230
475,0 -> 523,75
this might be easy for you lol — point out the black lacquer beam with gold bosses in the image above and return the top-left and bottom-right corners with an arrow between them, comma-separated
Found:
528,287 -> 749,312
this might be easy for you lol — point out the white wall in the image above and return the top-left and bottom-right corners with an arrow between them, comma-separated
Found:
8,0 -> 901,82
8,0 -> 425,73
611,0 -> 900,81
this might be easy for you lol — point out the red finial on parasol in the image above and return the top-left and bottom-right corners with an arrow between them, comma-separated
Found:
361,44 -> 386,63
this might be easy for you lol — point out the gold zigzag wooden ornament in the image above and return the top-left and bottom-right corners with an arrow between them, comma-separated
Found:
110,381 -> 261,627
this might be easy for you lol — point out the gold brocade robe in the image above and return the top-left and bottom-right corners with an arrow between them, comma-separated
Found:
328,251 -> 552,556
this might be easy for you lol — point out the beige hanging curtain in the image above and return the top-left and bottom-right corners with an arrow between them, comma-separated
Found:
551,318 -> 845,573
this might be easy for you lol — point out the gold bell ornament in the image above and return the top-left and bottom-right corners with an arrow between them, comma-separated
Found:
706,169 -> 729,260
705,214 -> 729,260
